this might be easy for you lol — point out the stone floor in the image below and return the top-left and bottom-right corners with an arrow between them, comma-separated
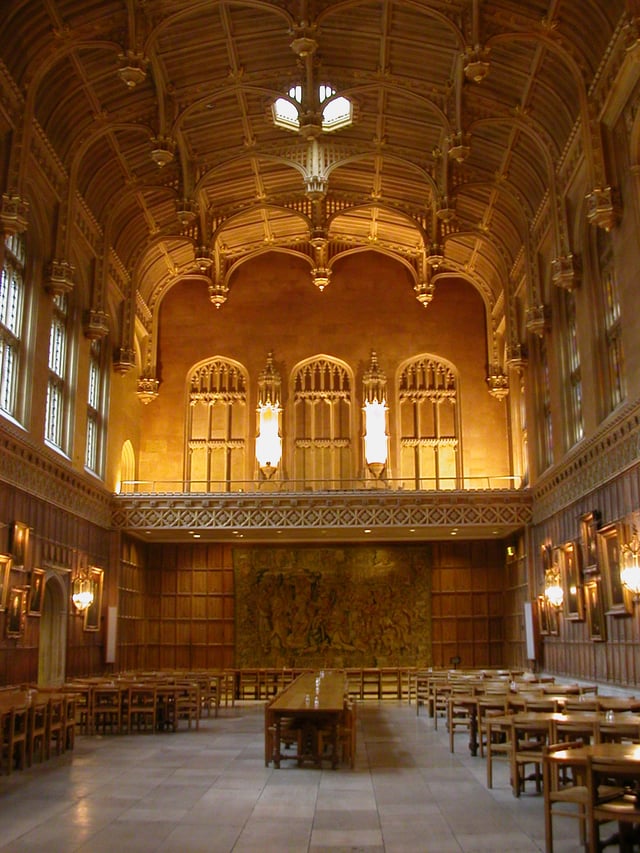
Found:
0,700 -> 586,852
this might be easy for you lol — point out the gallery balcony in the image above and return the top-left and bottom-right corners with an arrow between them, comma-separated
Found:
111,476 -> 532,543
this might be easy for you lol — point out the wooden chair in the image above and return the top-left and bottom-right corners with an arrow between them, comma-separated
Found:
586,754 -> 640,853
485,713 -> 513,789
4,705 -> 28,774
63,693 -> 77,751
543,740 -> 588,853
175,681 -> 200,729
477,695 -> 508,758
46,695 -> 65,758
27,695 -> 48,766
92,685 -> 123,735
127,684 -> 157,733
510,716 -> 552,797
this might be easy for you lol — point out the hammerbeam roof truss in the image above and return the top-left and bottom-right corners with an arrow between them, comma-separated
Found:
0,0 -> 627,314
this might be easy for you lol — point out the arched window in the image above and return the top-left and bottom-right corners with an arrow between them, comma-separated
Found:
85,337 -> 109,476
397,355 -> 460,489
0,232 -> 26,421
291,356 -> 354,488
186,357 -> 248,491
560,288 -> 584,448
596,229 -> 625,417
45,292 -> 72,452
118,439 -> 135,493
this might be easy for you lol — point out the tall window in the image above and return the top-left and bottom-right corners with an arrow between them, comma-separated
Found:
0,232 -> 26,419
597,231 -> 625,416
292,356 -> 353,488
564,290 -> 584,446
538,336 -> 553,471
398,355 -> 460,489
45,293 -> 68,449
85,338 -> 106,475
187,357 -> 248,491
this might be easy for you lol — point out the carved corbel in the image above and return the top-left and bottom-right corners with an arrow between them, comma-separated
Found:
113,347 -> 137,374
83,309 -> 110,340
551,254 -> 581,291
486,367 -> 509,400
46,259 -> 75,297
525,304 -> 550,337
136,376 -> 160,405
505,343 -> 527,371
0,193 -> 29,233
585,186 -> 620,232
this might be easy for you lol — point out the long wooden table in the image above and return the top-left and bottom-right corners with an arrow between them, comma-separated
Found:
266,671 -> 348,769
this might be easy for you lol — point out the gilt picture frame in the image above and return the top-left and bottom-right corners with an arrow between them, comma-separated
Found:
28,568 -> 45,616
562,540 -> 584,621
580,510 -> 601,575
585,577 -> 606,642
598,521 -> 631,616
6,587 -> 26,637
0,554 -> 12,611
83,567 -> 104,631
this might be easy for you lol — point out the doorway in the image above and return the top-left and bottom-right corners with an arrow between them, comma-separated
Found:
38,573 -> 67,686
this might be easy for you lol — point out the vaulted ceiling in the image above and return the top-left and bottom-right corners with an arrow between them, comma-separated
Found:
0,0 -> 627,339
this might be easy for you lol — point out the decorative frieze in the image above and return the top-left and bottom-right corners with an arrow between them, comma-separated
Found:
112,489 -> 532,536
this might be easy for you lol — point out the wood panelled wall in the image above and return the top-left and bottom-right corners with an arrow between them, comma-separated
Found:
532,461 -> 640,689
115,537 -> 523,673
0,482 -> 111,684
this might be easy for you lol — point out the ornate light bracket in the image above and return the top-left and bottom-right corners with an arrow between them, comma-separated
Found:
176,198 -> 198,227
414,277 -> 436,308
436,197 -> 456,223
311,267 -> 331,291
463,46 -> 490,83
525,304 -> 550,337
0,193 -> 29,233
448,130 -> 471,163
117,51 -> 148,88
426,241 -> 445,269
486,367 -> 509,400
113,347 -> 137,374
586,186 -> 620,231
150,136 -> 176,167
194,245 -> 213,271
83,309 -> 110,340
551,254 -> 581,291
136,376 -> 160,405
209,275 -> 229,309
46,259 -> 75,297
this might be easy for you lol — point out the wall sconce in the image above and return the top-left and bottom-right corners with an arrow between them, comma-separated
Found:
256,353 -> 282,479
544,565 -> 564,609
72,569 -> 95,612
620,525 -> 640,601
363,351 -> 388,479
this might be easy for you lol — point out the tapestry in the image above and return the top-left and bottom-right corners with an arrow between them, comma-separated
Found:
233,544 -> 432,668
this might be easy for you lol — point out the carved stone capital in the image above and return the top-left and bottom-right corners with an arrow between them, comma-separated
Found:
426,242 -> 445,269
46,259 -> 75,297
0,193 -> 29,233
83,309 -> 110,340
551,254 -> 581,290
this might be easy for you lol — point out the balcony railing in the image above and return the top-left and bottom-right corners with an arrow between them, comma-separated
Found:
117,475 -> 524,495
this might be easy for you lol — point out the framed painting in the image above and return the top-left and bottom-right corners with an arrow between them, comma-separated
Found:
580,510 -> 601,574
83,567 -> 104,631
598,521 -> 631,616
562,540 -> 584,620
28,568 -> 46,616
0,554 -> 12,611
585,577 -> 606,642
547,601 -> 559,636
6,587 -> 26,637
537,594 -> 550,635
9,521 -> 29,569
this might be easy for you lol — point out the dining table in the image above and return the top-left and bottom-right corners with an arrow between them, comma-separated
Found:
265,670 -> 348,769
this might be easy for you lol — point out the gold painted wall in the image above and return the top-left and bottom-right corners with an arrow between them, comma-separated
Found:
233,544 -> 431,668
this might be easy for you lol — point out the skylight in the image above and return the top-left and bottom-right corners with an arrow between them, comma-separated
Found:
272,85 -> 352,133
